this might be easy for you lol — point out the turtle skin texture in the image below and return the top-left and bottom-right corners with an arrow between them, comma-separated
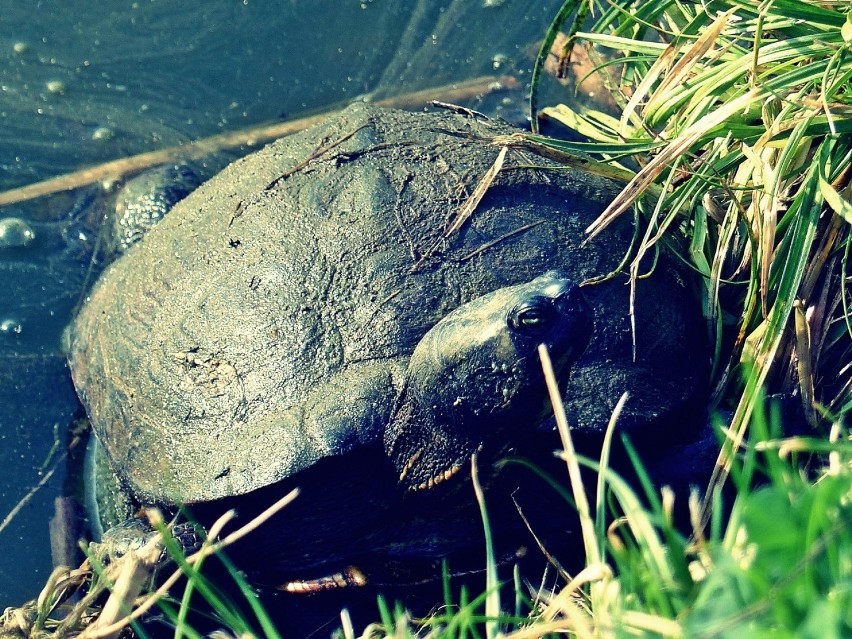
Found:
68,104 -> 708,587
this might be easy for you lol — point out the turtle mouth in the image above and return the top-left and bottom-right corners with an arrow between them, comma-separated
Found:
398,443 -> 484,491
397,448 -> 423,484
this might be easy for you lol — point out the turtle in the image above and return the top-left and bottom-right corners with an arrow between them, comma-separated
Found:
67,104 -> 708,587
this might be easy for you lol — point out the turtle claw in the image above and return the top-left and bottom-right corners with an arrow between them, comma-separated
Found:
92,514 -> 203,566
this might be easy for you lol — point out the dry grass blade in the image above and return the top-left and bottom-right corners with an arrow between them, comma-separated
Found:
620,9 -> 735,136
445,146 -> 507,239
621,610 -> 684,637
76,488 -> 299,639
412,146 -> 507,269
540,563 -> 610,626
0,566 -> 91,638
643,9 -> 736,123
84,536 -> 163,639
585,87 -> 762,241
505,619 -> 590,639
618,46 -> 675,138
793,299 -> 817,427
738,141 -> 781,317
537,344 -> 600,567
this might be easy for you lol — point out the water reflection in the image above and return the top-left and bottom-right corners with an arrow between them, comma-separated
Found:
0,0 -> 563,607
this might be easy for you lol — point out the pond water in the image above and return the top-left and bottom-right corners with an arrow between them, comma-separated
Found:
0,0 -> 567,609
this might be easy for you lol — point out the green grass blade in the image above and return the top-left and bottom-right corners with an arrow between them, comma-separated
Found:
529,0 -> 584,133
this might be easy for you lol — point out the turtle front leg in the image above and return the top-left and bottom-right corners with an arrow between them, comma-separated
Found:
278,566 -> 368,593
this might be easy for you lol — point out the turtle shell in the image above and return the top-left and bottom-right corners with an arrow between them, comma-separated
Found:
68,104 -> 705,505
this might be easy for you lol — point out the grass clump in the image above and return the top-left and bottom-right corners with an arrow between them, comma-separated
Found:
364,400 -> 851,639
511,0 -> 851,517
373,0 -> 852,635
525,0 -> 852,432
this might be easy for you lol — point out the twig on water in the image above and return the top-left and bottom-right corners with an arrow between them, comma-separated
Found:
0,76 -> 518,207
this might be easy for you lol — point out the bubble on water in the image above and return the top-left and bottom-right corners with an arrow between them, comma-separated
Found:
491,53 -> 509,70
0,319 -> 23,335
92,126 -> 115,141
0,217 -> 36,248
12,42 -> 29,54
46,80 -> 67,95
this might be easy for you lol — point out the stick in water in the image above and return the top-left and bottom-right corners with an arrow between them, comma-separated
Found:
0,76 -> 518,207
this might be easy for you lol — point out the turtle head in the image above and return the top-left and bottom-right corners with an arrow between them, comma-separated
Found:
384,271 -> 592,491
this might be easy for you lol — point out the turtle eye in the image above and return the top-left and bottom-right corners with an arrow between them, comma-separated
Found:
508,297 -> 557,335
